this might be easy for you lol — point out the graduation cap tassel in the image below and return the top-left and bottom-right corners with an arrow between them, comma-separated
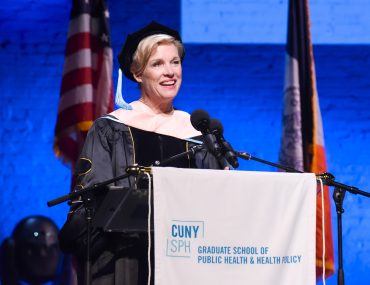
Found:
115,69 -> 133,110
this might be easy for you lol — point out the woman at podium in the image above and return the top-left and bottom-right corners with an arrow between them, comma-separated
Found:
59,21 -> 220,285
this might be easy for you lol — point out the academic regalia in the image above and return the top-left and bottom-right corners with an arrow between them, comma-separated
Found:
59,104 -> 220,285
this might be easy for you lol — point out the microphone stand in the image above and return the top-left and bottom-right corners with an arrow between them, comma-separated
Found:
47,167 -> 146,207
236,151 -> 303,173
154,144 -> 205,166
318,173 -> 370,285
236,150 -> 370,285
46,166 -> 148,285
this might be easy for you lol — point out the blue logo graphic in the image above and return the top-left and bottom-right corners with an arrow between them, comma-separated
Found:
166,220 -> 204,258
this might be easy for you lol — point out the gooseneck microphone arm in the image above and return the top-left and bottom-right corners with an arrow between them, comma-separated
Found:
154,144 -> 205,167
48,172 -> 131,207
236,151 -> 303,173
236,150 -> 369,197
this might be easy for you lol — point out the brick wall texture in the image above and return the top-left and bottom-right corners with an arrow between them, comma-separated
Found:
0,1 -> 369,284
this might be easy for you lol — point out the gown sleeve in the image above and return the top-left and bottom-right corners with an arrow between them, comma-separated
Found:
58,117 -> 135,259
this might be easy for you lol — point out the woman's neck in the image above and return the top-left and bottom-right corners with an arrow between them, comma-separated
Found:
138,97 -> 174,115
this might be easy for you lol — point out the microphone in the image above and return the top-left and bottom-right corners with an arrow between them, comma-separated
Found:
190,109 -> 229,169
190,109 -> 210,133
209,118 -> 239,168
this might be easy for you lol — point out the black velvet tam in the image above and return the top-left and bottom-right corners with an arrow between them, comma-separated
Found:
117,21 -> 183,82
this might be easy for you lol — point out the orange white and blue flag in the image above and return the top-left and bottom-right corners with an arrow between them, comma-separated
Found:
279,0 -> 335,279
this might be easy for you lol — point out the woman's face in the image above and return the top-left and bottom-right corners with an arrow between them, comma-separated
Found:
134,43 -> 182,104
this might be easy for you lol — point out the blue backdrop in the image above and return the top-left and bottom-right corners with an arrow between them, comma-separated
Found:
0,0 -> 369,284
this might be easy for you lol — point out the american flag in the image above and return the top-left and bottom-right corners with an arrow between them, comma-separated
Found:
279,0 -> 335,279
54,0 -> 114,168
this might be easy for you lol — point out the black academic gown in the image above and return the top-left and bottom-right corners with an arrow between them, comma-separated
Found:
59,116 -> 220,285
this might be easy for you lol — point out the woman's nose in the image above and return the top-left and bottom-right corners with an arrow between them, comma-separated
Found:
163,63 -> 174,76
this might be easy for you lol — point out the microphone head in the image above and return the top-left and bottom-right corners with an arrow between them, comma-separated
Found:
209,118 -> 223,134
190,109 -> 210,132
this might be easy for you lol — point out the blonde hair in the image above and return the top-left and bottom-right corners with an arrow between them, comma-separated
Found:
130,34 -> 184,79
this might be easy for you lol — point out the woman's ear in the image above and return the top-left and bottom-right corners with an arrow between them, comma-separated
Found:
133,73 -> 143,83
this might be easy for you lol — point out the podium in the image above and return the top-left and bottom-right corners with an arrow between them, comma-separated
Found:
152,167 -> 317,285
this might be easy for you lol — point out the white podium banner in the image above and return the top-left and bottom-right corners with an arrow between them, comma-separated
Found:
152,168 -> 316,285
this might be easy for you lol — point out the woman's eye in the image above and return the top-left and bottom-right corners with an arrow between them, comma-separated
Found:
152,62 -> 162,67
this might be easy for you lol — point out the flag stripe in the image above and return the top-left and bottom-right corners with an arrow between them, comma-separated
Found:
281,54 -> 304,171
55,102 -> 95,134
63,49 -> 94,75
67,14 -> 102,38
54,135 -> 82,163
65,33 -> 103,56
58,84 -> 94,112
94,48 -> 113,116
60,67 -> 94,95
